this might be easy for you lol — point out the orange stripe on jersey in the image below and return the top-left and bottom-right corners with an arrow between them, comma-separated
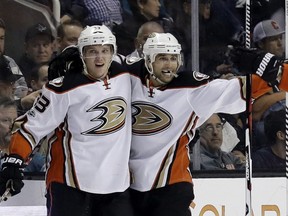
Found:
167,134 -> 192,185
9,132 -> 33,160
46,123 -> 79,189
279,63 -> 288,92
152,134 -> 193,189
151,112 -> 198,189
46,128 -> 66,187
181,112 -> 199,140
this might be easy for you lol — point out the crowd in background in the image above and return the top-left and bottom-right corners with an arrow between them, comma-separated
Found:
0,0 -> 285,174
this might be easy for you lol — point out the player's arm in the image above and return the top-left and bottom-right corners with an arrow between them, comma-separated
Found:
230,47 -> 288,91
0,85 -> 68,199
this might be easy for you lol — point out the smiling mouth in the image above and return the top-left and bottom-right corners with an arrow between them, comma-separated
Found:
162,70 -> 177,78
95,63 -> 105,67
162,70 -> 172,74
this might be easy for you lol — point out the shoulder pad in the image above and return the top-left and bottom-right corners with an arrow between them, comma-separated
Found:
48,76 -> 64,87
125,56 -> 142,65
192,71 -> 210,81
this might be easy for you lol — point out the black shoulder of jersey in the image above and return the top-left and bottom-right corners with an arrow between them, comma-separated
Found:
125,58 -> 145,75
125,58 -> 148,84
109,61 -> 129,78
166,70 -> 210,89
46,61 -> 130,93
46,72 -> 94,93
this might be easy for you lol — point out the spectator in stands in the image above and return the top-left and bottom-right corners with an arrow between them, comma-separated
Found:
56,19 -> 83,52
126,21 -> 164,60
251,19 -> 285,149
163,0 -> 183,22
252,109 -> 285,171
174,0 -> 192,70
0,97 -> 17,160
18,23 -> 55,87
0,18 -> 28,99
0,95 -> 45,172
33,0 -> 88,24
59,0 -> 88,24
197,113 -> 245,170
0,59 -> 18,99
29,64 -> 49,92
113,21 -> 165,65
83,0 -> 123,27
198,0 -> 243,77
0,23 -> 40,115
114,0 -> 175,55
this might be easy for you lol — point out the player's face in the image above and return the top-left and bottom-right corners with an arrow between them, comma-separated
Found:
0,105 -> 17,148
151,53 -> 178,86
0,27 -> 5,55
83,45 -> 113,80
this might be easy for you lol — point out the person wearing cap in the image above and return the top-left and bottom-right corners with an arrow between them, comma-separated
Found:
18,23 -> 55,87
0,18 -> 28,99
253,19 -> 284,57
250,19 -> 285,150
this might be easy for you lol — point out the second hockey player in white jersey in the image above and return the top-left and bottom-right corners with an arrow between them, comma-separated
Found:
125,32 -> 288,216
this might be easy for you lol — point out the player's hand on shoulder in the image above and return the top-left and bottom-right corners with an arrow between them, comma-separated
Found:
48,45 -> 83,80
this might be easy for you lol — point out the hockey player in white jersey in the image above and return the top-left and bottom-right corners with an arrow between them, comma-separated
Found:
0,25 -> 133,216
126,32 -> 288,216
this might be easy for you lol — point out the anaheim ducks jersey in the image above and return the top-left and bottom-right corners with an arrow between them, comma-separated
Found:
126,59 -> 246,192
10,62 -> 132,194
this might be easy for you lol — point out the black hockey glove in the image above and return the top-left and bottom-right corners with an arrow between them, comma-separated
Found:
0,154 -> 24,199
48,45 -> 83,81
230,47 -> 282,83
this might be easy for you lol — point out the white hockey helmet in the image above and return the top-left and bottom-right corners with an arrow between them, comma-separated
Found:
78,25 -> 117,57
143,32 -> 182,73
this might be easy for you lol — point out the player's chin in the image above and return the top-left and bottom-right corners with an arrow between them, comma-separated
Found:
161,76 -> 174,84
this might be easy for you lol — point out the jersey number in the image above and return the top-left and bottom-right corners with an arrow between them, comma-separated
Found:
34,95 -> 50,113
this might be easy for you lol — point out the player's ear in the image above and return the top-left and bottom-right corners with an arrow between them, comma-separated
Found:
277,130 -> 285,140
257,41 -> 264,49
147,56 -> 151,63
